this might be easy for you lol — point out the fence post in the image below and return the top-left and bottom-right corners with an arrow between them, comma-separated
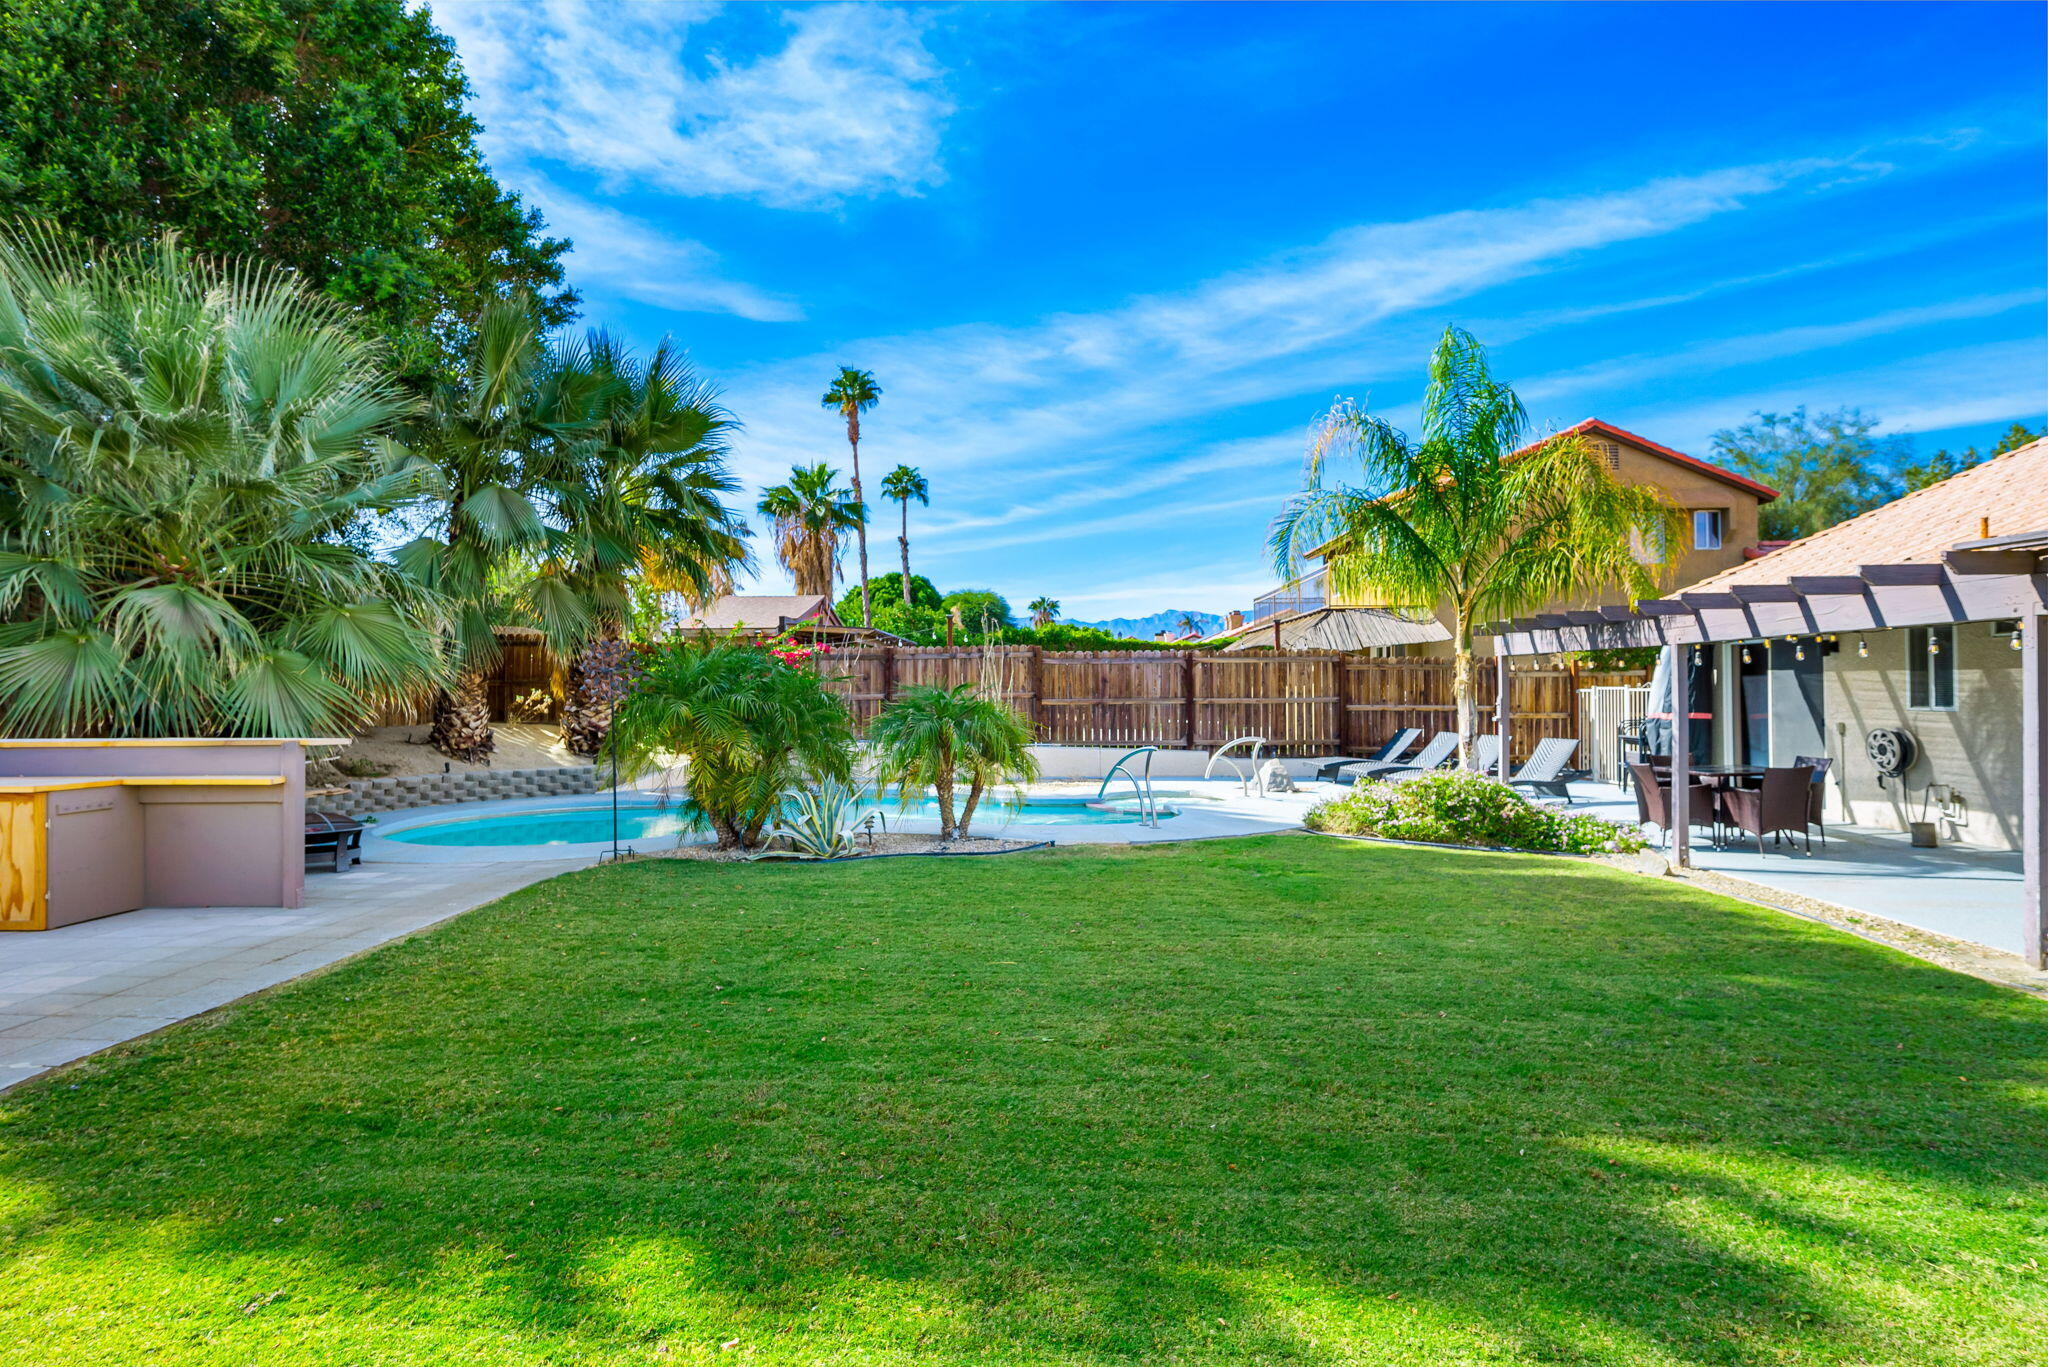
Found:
880,645 -> 896,708
1183,651 -> 1197,750
1028,645 -> 1044,739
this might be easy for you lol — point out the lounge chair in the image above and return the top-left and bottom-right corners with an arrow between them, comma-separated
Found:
1468,733 -> 1501,777
1503,737 -> 1588,802
1341,731 -> 1458,784
1309,728 -> 1422,782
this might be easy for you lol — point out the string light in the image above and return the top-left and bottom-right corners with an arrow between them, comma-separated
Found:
1795,642 -> 1806,661
1857,638 -> 1869,659
1741,646 -> 1752,664
1929,637 -> 1943,655
2013,628 -> 2025,652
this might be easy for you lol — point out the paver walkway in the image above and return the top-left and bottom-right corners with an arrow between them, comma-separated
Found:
0,859 -> 577,1092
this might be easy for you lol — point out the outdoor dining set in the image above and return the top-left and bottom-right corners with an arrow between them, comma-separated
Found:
1629,757 -> 1832,856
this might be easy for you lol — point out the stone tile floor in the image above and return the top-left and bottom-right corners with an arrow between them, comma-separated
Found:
0,859 -> 577,1092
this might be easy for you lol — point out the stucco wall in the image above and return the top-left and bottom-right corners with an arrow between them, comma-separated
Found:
1823,622 -> 2020,849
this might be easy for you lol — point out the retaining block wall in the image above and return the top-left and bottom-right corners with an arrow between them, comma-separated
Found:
338,765 -> 597,815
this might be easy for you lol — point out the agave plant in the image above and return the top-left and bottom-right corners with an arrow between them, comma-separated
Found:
0,224 -> 446,737
756,776 -> 869,860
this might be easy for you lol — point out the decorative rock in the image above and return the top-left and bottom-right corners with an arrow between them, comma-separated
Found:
1258,759 -> 1296,794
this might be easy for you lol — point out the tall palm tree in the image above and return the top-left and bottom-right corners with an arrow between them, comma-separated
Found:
537,331 -> 752,756
395,293 -> 603,761
880,464 -> 928,607
820,367 -> 882,626
1270,325 -> 1685,766
1028,597 -> 1060,628
0,224 -> 446,737
1174,612 -> 1203,640
757,464 -> 863,599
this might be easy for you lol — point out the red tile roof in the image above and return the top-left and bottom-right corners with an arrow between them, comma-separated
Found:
1522,418 -> 1780,502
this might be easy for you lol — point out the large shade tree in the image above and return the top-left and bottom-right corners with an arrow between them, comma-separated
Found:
0,225 -> 444,736
0,0 -> 575,386
821,368 -> 881,625
1270,326 -> 1685,764
879,463 -> 928,607
758,464 -> 863,599
538,331 -> 751,756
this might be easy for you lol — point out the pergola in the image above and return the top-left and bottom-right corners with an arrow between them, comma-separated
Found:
1480,529 -> 2048,967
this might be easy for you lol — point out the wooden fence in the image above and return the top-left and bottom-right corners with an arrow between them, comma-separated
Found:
803,647 -> 1646,761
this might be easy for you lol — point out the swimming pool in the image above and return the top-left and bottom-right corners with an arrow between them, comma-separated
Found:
381,792 -> 1175,848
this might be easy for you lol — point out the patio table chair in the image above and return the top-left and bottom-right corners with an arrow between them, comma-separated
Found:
1309,728 -> 1422,782
1343,731 -> 1458,784
1504,737 -> 1588,802
1719,765 -> 1817,856
1628,763 -> 1718,849
1792,753 -> 1833,846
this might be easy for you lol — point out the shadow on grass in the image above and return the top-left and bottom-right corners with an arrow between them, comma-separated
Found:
2,835 -> 2045,1364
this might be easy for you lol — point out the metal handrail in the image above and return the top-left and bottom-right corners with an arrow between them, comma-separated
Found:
1095,745 -> 1160,826
1204,735 -> 1267,796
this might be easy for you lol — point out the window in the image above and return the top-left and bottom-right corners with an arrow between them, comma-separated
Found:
1908,626 -> 1956,710
1692,509 -> 1724,551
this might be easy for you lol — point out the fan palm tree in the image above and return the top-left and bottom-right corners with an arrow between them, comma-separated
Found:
0,224 -> 446,737
1270,325 -> 1686,766
395,293 -> 604,761
868,684 -> 1039,840
1174,612 -> 1203,640
758,464 -> 863,599
880,464 -> 928,607
820,367 -> 881,626
1028,596 -> 1060,628
537,331 -> 752,756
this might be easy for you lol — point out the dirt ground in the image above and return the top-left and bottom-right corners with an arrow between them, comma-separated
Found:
312,723 -> 583,781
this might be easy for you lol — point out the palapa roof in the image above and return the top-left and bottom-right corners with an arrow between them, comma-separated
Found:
1219,607 -> 1450,653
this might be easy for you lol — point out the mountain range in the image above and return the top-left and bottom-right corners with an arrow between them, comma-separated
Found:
1067,610 -> 1228,640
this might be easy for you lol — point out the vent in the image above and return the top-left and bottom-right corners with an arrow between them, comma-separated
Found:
1598,441 -> 1621,470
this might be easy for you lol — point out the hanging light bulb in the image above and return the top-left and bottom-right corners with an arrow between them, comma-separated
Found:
1930,637 -> 1943,655
1795,642 -> 1806,661
1857,638 -> 1869,659
1741,646 -> 1752,664
2013,628 -> 2025,652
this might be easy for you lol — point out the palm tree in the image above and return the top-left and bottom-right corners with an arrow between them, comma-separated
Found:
609,637 -> 853,850
868,685 -> 1039,840
1028,597 -> 1060,628
880,464 -> 928,607
395,293 -> 604,761
1175,612 -> 1202,640
757,464 -> 863,599
0,224 -> 446,737
539,331 -> 751,756
820,367 -> 882,626
1270,325 -> 1685,766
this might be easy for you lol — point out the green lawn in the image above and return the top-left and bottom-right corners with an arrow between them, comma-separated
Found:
2,835 -> 2044,1366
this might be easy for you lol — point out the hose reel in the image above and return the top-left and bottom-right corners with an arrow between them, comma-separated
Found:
1865,727 -> 1917,790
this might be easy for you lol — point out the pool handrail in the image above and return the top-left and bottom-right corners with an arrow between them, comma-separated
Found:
1204,735 -> 1267,796
1095,745 -> 1160,827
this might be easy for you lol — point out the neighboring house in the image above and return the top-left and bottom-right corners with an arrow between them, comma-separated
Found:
1492,437 -> 2048,964
673,595 -> 906,644
1249,419 -> 1780,656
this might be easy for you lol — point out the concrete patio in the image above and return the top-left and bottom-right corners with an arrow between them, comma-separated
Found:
0,858 -> 577,1092
1565,779 -> 2025,955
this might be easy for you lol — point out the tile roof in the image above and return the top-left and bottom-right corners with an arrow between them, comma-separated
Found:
677,594 -> 836,631
1680,437 -> 2048,592
1526,419 -> 1781,502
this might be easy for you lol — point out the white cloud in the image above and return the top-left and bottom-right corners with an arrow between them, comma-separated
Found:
431,1 -> 951,210
521,176 -> 802,322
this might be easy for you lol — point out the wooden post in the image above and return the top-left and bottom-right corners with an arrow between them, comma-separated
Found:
1027,645 -> 1044,740
1183,651 -> 1198,750
1671,645 -> 1692,869
880,644 -> 897,708
1495,654 -> 1511,778
2024,614 -> 2047,967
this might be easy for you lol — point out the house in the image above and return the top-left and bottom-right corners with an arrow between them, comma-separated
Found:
674,594 -> 905,644
1491,437 -> 2048,965
1249,419 -> 1780,656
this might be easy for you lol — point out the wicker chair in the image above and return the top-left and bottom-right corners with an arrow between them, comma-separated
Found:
1719,765 -> 1816,856
1791,754 -> 1833,846
1628,763 -> 1718,849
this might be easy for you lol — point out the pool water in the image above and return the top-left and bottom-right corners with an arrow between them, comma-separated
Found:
382,793 -> 1173,847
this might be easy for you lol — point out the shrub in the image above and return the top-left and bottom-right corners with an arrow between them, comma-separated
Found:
1304,769 -> 1645,855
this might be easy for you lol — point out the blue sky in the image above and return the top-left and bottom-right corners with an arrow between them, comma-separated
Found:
428,1 -> 2048,619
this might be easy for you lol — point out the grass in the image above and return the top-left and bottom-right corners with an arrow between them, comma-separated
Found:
2,833 -> 2044,1365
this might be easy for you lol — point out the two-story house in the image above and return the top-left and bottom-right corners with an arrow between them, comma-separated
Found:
1245,419 -> 1779,656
